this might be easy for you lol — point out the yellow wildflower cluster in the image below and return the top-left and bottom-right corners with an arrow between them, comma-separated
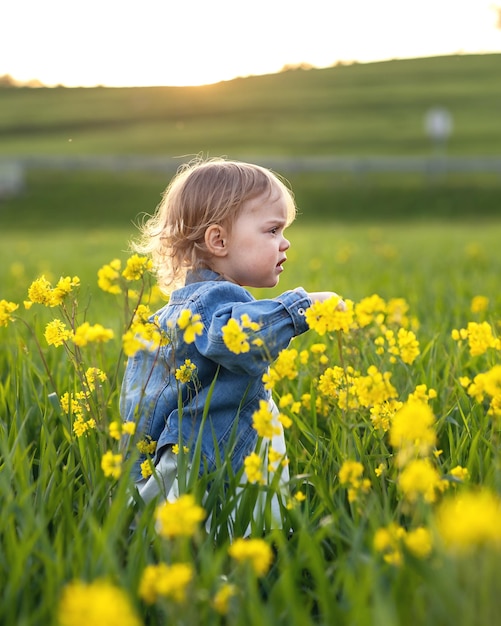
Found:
318,364 -> 398,411
139,562 -> 193,604
375,327 -> 421,365
0,299 -> 18,327
461,364 -> 501,418
58,579 -> 142,626
101,450 -> 123,480
155,494 -> 206,539
228,537 -> 274,576
388,399 -> 445,503
451,321 -> 500,357
434,489 -> 501,553
338,460 -> 371,503
252,400 -> 281,439
26,274 -> 80,308
177,309 -> 204,344
212,582 -> 237,615
221,313 -> 262,355
98,255 -> 152,295
374,523 -> 433,566
137,436 -> 157,455
175,358 -> 197,383
470,295 -> 489,314
122,305 -> 167,357
305,295 -> 354,335
244,452 -> 264,485
59,367 -> 108,438
44,319 -> 113,348
263,348 -> 299,390
109,420 -> 136,441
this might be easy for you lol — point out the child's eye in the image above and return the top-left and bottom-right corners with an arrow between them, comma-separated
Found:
270,227 -> 278,234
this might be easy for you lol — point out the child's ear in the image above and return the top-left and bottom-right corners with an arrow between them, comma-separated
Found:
204,224 -> 228,257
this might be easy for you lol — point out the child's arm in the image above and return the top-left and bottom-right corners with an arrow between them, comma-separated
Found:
193,286 -> 343,376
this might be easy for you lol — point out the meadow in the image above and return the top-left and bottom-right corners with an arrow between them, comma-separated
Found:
1,215 -> 501,626
1,53 -> 501,625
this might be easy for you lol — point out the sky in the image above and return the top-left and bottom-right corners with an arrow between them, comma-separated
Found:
1,0 -> 500,87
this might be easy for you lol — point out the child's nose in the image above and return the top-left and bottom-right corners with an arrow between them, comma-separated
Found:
281,236 -> 290,250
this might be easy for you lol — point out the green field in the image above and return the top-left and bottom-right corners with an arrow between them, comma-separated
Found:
1,54 -> 501,626
1,53 -> 501,157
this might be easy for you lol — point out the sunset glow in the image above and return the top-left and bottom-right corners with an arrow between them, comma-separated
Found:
2,0 -> 500,87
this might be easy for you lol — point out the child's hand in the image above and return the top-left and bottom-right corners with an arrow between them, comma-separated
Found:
308,291 -> 347,311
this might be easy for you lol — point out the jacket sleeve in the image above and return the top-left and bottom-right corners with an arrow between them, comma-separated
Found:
193,283 -> 312,376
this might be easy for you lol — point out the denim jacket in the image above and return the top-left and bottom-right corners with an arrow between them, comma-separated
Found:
120,269 -> 312,481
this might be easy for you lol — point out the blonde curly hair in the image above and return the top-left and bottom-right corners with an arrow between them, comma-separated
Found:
132,157 -> 297,291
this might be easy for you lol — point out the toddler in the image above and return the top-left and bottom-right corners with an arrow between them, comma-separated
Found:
120,158 -> 344,527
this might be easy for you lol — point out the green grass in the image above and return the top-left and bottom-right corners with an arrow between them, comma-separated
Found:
1,220 -> 501,625
1,53 -> 500,157
1,169 -> 500,234
1,52 -> 501,625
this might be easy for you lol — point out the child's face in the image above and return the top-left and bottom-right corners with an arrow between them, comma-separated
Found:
220,191 -> 291,288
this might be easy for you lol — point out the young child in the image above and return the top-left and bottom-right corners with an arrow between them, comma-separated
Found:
120,157 -> 344,526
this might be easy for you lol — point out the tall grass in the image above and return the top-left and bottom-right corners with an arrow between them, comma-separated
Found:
1,219 -> 501,625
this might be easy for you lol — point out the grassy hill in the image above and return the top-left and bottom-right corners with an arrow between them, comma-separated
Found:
1,53 -> 500,158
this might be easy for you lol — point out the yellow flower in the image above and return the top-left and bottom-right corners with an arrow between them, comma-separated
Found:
350,366 -> 398,409
212,582 -> 237,615
221,317 -> 250,354
27,275 -> 53,306
449,465 -> 469,482
97,259 -> 122,294
471,295 -> 489,314
51,275 -> 80,306
252,400 -> 281,439
140,459 -> 154,479
0,299 -> 18,327
373,523 -> 405,566
435,490 -> 501,552
73,416 -> 96,437
101,451 -> 122,479
240,313 -> 261,332
338,460 -> 371,502
404,527 -> 433,559
155,494 -> 205,538
452,321 -> 500,356
109,420 -> 135,440
370,399 -> 403,432
171,444 -> 189,455
354,294 -> 386,328
73,322 -> 114,347
390,400 -> 436,464
305,295 -> 353,335
175,359 -> 197,383
109,421 -> 122,440
139,562 -> 193,604
122,318 -> 165,357
398,458 -> 441,503
58,579 -> 142,626
244,452 -> 264,485
265,348 -> 299,390
396,328 -> 420,364
44,319 -> 73,347
83,367 -> 107,392
466,365 -> 501,418
121,254 -> 152,281
338,460 -> 364,486
122,421 -> 136,436
137,437 -> 157,455
177,309 -> 203,344
27,275 -> 80,307
228,538 -> 274,576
